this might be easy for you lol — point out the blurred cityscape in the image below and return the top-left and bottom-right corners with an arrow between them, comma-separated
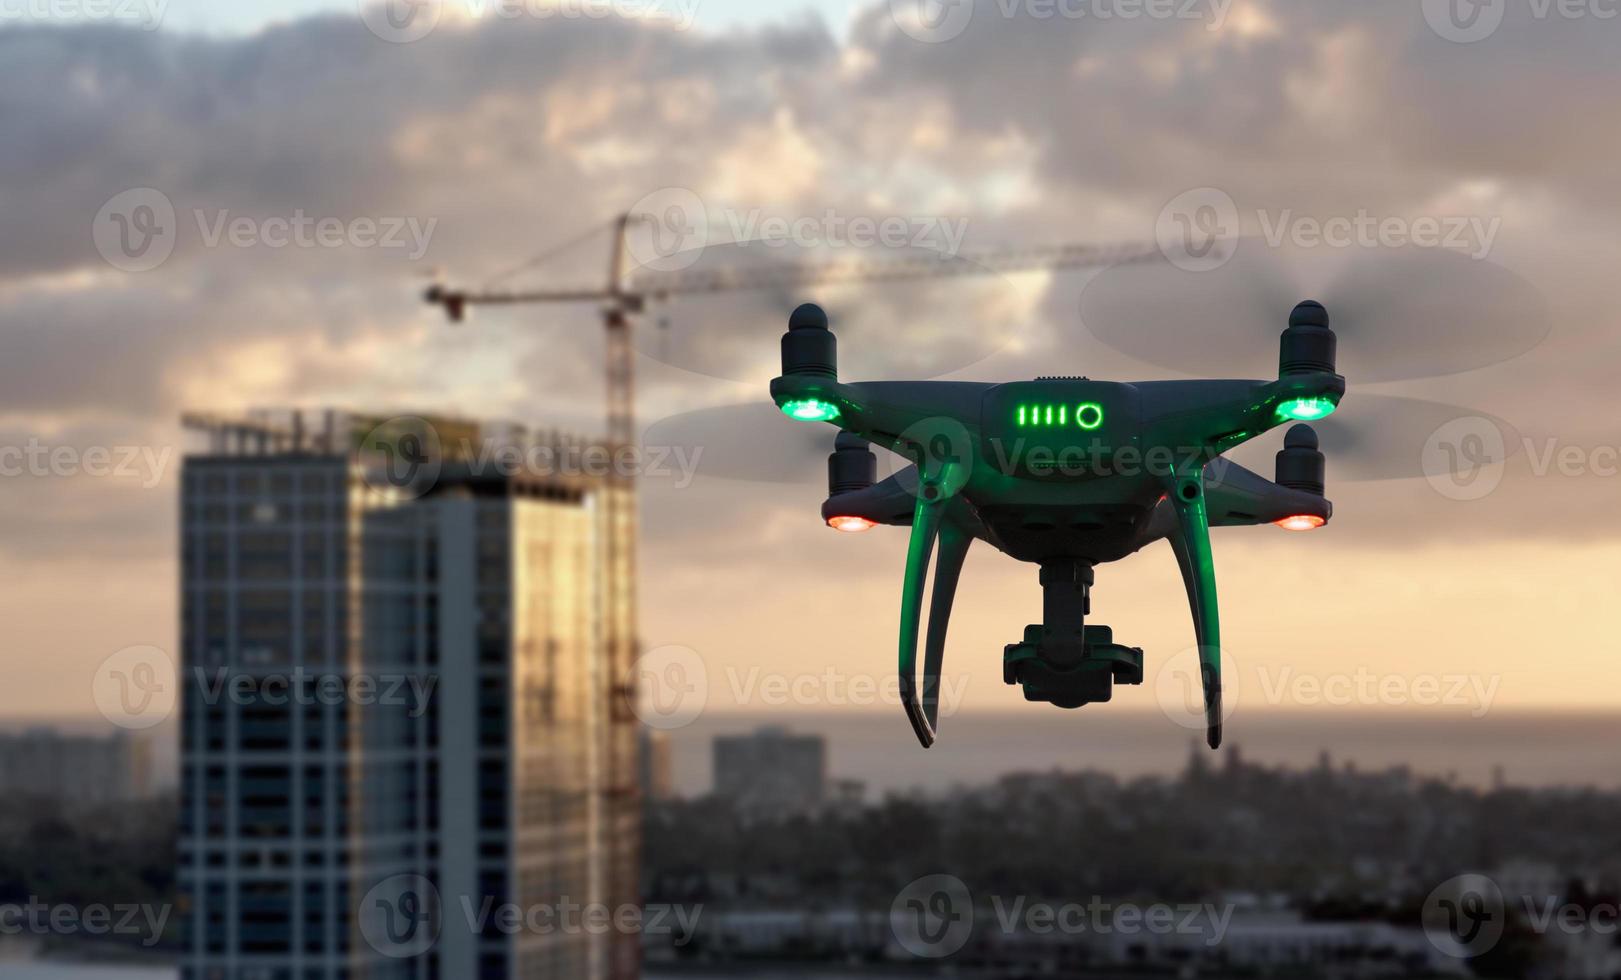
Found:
10,719 -> 1621,978
0,407 -> 1614,980
0,408 -> 1616,979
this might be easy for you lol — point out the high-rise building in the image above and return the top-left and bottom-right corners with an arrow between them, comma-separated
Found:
712,727 -> 826,816
177,410 -> 639,980
638,729 -> 674,804
0,728 -> 151,806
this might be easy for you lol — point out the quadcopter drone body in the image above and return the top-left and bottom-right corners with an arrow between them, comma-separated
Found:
770,301 -> 1345,751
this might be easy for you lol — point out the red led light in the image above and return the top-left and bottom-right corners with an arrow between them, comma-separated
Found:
1274,514 -> 1326,532
828,516 -> 877,533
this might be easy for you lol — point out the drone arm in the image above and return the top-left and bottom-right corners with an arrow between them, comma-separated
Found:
897,460 -> 964,748
1165,471 -> 1224,750
770,376 -> 990,459
1204,459 -> 1333,527
1136,374 -> 1345,456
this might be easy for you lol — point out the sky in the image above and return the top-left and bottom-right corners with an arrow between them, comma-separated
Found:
5,0 -> 1621,749
18,0 -> 861,36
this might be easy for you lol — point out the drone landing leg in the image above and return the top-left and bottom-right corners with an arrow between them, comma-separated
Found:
1167,477 -> 1224,750
922,521 -> 971,734
898,463 -> 962,749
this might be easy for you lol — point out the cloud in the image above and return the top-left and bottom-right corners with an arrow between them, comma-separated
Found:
4,1 -> 1621,718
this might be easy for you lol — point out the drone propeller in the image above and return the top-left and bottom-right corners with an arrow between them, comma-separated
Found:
1078,241 -> 1548,382
642,393 -> 1521,486
643,401 -> 830,484
630,240 -> 1060,383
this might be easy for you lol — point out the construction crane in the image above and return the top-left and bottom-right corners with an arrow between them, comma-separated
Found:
422,214 -> 1155,980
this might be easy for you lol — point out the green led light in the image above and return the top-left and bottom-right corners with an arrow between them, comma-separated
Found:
1012,401 -> 1108,430
781,399 -> 840,423
1277,397 -> 1337,422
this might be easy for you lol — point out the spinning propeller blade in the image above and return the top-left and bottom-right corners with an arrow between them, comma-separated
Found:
642,401 -> 828,484
1078,241 -> 1548,382
630,241 -> 1031,383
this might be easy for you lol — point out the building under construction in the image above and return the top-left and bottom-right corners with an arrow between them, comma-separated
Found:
177,408 -> 641,980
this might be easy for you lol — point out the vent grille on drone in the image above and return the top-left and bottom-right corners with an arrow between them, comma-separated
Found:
1034,376 -> 1090,381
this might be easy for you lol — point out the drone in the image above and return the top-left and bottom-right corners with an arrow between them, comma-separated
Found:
770,300 -> 1345,751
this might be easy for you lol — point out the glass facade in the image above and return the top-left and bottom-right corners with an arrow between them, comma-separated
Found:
179,446 -> 636,980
